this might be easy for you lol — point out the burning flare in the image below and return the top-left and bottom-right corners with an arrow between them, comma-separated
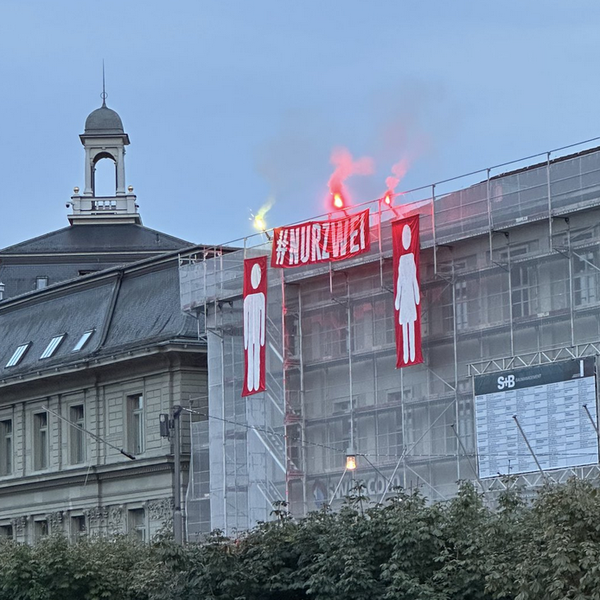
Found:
250,197 -> 274,233
384,157 -> 410,206
328,147 -> 374,210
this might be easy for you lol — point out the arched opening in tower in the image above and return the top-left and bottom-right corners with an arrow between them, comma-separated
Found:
92,155 -> 117,198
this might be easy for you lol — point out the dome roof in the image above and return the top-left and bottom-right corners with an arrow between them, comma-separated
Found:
84,105 -> 124,134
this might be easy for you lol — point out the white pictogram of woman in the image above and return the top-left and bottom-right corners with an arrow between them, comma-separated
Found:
394,224 -> 420,363
244,263 -> 266,392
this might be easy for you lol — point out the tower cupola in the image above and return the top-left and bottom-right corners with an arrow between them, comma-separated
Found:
68,98 -> 141,225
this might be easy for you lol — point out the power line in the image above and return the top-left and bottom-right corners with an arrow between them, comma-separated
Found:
42,405 -> 136,461
182,405 -> 599,466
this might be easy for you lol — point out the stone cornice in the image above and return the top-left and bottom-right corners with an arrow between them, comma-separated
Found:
0,456 -> 190,496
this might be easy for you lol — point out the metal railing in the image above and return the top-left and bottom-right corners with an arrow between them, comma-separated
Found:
181,139 -> 600,312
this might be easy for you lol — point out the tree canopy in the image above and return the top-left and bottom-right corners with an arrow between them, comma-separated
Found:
2,478 -> 600,600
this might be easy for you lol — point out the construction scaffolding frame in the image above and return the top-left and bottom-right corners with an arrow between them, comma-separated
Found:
182,140 -> 600,536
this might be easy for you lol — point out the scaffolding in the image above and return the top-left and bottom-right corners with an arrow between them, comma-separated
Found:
183,141 -> 600,536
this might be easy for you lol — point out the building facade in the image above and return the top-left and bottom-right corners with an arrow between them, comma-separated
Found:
0,102 -> 206,542
182,144 -> 600,537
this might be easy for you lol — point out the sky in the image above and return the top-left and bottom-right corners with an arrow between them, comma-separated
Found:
1,1 -> 599,248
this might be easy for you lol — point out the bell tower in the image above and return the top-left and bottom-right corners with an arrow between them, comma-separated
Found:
68,97 -> 141,225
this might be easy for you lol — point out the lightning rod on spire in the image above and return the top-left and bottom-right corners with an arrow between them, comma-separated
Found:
101,60 -> 107,106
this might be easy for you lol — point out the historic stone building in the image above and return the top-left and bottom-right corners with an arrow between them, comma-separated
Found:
0,101 -> 206,542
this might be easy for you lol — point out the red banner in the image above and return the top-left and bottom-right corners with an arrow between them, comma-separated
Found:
271,210 -> 370,268
242,256 -> 267,396
392,216 -> 423,368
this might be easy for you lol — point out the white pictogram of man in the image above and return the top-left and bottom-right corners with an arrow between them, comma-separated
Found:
394,224 -> 420,363
244,263 -> 266,392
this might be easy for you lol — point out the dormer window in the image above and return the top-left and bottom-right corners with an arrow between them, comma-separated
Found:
40,335 -> 66,359
72,330 -> 94,353
6,343 -> 31,368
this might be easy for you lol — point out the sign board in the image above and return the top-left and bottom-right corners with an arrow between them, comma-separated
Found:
474,358 -> 598,478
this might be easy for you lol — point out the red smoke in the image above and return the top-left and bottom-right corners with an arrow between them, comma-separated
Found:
328,147 -> 374,207
385,157 -> 410,195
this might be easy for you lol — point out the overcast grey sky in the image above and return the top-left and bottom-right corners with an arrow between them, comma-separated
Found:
1,1 -> 599,247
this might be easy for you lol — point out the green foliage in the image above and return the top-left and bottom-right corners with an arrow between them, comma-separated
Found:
4,479 -> 600,599
0,534 -> 150,600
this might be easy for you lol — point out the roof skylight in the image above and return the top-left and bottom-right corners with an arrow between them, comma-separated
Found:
72,330 -> 94,353
40,334 -> 66,359
6,343 -> 31,367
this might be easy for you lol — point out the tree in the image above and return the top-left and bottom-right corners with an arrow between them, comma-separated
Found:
2,479 -> 600,599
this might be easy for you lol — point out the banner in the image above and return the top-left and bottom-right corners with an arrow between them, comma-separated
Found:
392,216 -> 423,368
271,209 -> 370,268
242,256 -> 267,396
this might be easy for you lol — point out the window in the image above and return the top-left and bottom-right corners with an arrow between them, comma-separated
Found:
441,285 -> 454,332
441,281 -> 471,332
128,508 -> 146,541
69,405 -> 85,464
574,251 -> 599,307
303,307 -> 347,362
72,330 -> 94,353
497,242 -> 537,263
127,395 -> 144,455
40,334 -> 66,359
35,276 -> 48,290
455,280 -> 468,330
377,408 -> 403,459
6,343 -> 31,367
34,412 -> 49,470
70,515 -> 86,540
482,272 -> 510,325
405,401 -> 455,458
34,519 -> 48,540
0,420 -> 12,476
511,266 -> 537,318
352,298 -> 393,352
0,524 -> 13,539
352,302 -> 374,351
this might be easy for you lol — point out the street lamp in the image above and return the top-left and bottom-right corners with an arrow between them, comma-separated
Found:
345,447 -> 357,470
160,406 -> 184,544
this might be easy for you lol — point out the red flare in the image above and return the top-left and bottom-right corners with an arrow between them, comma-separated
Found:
327,147 -> 374,211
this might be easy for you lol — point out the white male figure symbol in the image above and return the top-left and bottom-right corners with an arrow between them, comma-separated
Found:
395,224 -> 421,363
244,263 -> 266,392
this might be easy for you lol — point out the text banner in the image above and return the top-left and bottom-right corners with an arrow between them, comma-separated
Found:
271,209 -> 370,268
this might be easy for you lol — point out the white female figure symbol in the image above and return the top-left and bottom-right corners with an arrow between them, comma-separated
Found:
244,262 -> 266,392
394,224 -> 421,363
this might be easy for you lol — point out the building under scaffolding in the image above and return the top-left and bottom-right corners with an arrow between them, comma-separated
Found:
181,142 -> 600,538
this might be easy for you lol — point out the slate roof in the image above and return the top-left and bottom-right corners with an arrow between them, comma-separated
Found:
0,224 -> 193,255
0,253 -> 202,380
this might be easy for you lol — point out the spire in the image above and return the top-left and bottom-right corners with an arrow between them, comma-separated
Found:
101,60 -> 107,107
